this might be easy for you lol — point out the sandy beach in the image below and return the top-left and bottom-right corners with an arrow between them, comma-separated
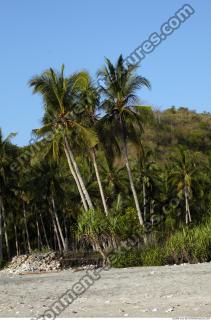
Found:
0,262 -> 211,318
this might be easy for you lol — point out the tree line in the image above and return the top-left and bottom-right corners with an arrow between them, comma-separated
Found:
0,55 -> 211,265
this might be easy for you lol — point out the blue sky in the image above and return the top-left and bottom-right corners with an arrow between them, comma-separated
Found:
0,0 -> 210,146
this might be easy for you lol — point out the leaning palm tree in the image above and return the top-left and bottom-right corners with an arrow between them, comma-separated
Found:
77,74 -> 109,215
29,66 -> 98,211
97,55 -> 151,226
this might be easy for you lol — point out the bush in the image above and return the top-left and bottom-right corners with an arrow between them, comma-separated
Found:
111,219 -> 211,268
111,248 -> 142,268
165,222 -> 211,264
141,247 -> 166,266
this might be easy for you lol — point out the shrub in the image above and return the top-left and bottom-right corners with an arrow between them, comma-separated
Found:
165,221 -> 211,264
141,247 -> 166,266
111,248 -> 142,268
111,219 -> 211,268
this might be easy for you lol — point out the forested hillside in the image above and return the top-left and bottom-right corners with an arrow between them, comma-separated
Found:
0,56 -> 211,267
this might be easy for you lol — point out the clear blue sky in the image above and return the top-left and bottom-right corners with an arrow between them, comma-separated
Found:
0,0 -> 210,146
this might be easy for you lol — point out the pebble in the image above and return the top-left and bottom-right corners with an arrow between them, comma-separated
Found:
165,307 -> 174,312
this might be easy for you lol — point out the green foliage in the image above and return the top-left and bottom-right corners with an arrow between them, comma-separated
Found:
141,247 -> 166,266
111,246 -> 166,268
112,219 -> 211,268
31,247 -> 52,254
165,220 -> 211,264
115,207 -> 142,239
111,249 -> 142,268
77,209 -> 108,240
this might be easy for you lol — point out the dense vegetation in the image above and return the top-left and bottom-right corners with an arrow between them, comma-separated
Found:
0,55 -> 211,267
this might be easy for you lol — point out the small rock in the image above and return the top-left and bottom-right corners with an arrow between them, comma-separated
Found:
150,271 -> 155,275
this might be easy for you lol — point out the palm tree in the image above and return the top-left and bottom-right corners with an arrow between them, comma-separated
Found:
77,74 -> 109,215
136,150 -> 158,221
169,148 -> 198,224
97,55 -> 151,226
0,129 -> 16,260
29,66 -> 98,211
27,159 -> 70,251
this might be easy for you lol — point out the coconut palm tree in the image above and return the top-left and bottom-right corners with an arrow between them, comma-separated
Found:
76,74 -> 109,215
136,149 -> 159,221
97,55 -> 151,226
169,148 -> 198,224
29,66 -> 98,211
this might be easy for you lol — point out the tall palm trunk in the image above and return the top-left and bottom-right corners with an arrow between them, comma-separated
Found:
51,196 -> 66,250
91,148 -> 108,215
1,201 -> 10,258
184,186 -> 191,224
40,214 -> 50,250
64,136 -> 94,209
143,180 -> 147,222
64,143 -> 88,211
187,202 -> 191,223
150,200 -> 155,224
0,197 -> 3,260
14,223 -> 19,256
23,201 -> 32,253
120,119 -> 144,227
63,215 -> 69,252
49,206 -> 62,252
36,218 -> 43,250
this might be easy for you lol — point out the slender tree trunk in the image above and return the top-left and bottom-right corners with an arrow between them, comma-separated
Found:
63,216 -> 69,252
124,148 -> 144,226
64,137 -> 94,209
23,202 -> 32,253
120,128 -> 144,227
1,202 -> 10,259
150,200 -> 155,226
22,229 -> 27,254
64,143 -> 88,211
50,207 -> 62,252
184,187 -> 191,224
91,148 -> 108,215
185,194 -> 188,225
36,218 -> 43,250
51,196 -> 66,250
143,180 -> 147,222
0,197 -> 3,260
14,223 -> 19,256
94,239 -> 109,266
40,214 -> 50,250
187,201 -> 191,223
